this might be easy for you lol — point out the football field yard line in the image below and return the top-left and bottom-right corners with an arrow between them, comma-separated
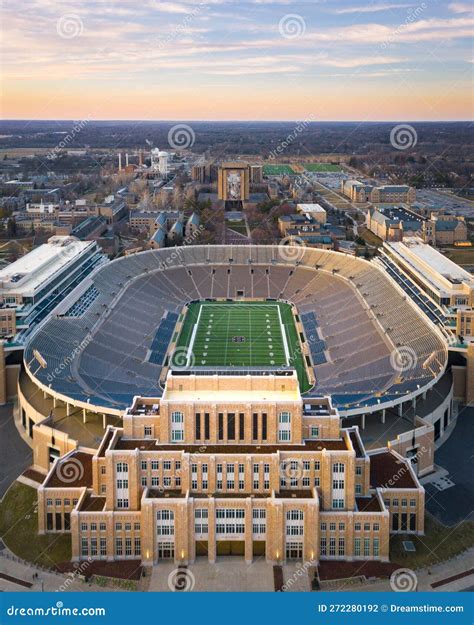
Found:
277,304 -> 290,366
187,303 -> 203,365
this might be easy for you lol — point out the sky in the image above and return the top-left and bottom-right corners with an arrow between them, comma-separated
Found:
1,0 -> 473,121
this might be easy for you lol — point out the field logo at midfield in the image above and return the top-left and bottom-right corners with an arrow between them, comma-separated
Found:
278,236 -> 306,262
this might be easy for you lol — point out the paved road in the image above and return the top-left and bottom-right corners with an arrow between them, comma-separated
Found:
424,404 -> 474,526
0,404 -> 32,499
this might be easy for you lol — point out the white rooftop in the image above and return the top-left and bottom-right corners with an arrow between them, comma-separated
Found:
0,236 -> 93,296
388,237 -> 473,290
297,203 -> 326,213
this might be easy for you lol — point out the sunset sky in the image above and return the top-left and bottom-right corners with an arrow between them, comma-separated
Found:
1,0 -> 473,121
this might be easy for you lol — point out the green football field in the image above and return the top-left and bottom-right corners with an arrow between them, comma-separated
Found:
303,163 -> 342,172
172,301 -> 310,391
263,164 -> 295,176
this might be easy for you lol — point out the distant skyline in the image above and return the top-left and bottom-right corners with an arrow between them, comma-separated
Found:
1,0 -> 473,121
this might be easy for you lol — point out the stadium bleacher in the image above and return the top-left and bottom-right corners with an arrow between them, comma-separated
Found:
24,245 -> 448,412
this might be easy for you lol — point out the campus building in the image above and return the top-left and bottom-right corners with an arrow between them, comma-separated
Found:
37,380 -> 424,566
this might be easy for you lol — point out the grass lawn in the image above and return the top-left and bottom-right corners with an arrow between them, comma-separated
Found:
263,164 -> 295,176
227,221 -> 248,234
0,482 -> 71,568
359,227 -> 383,247
173,301 -> 310,391
390,514 -> 474,570
304,163 -> 342,172
442,247 -> 474,267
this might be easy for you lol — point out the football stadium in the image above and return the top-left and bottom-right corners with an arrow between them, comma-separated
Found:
17,245 -> 452,567
23,244 -> 448,416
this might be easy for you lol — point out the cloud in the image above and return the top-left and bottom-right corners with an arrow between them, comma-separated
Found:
448,2 -> 473,14
330,3 -> 417,15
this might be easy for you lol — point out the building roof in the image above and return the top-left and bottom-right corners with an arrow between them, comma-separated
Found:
297,203 -> 326,213
0,236 -> 94,296
44,451 -> 93,488
369,450 -> 417,489
435,220 -> 461,231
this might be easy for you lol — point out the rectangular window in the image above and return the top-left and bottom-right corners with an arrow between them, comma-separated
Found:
409,513 -> 416,532
195,413 -> 201,440
320,538 -> 327,556
262,413 -> 267,440
47,513 -> 53,531
218,413 -> 224,440
141,460 -> 147,471
81,538 -> 88,557
338,538 -> 345,556
204,413 -> 210,440
310,426 -> 319,438
364,538 -> 370,557
227,413 -> 235,440
354,538 -> 361,557
239,413 -> 245,440
151,460 -> 159,471
252,413 -> 258,440
100,538 -> 107,556
115,538 -> 123,556
373,538 -> 379,557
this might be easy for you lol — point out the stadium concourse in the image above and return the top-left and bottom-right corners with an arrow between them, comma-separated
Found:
21,245 -> 447,419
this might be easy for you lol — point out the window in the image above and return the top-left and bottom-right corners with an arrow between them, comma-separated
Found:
373,538 -> 379,557
163,477 -> 171,487
141,476 -> 148,487
195,509 -> 209,534
125,538 -> 132,556
100,538 -> 107,556
90,538 -> 98,557
101,466 -> 107,475
204,413 -> 210,440
373,523 -> 379,532
152,477 -> 159,487
332,498 -> 344,509
310,426 -> 319,438
303,461 -> 310,471
117,499 -> 129,509
171,411 -> 184,442
218,413 -> 224,440
355,466 -> 362,476
156,510 -> 175,536
278,412 -> 291,441
239,413 -> 245,440
90,523 -> 97,531
401,499 -> 407,507
332,463 -> 345,473
141,461 -> 147,471
364,523 -> 370,531
329,522 -> 336,531
354,523 -> 361,531
163,460 -> 171,471
195,413 -> 201,440
329,537 -> 336,556
261,413 -> 267,440
354,538 -> 361,557
116,462 -> 128,473
100,523 -> 106,531
314,461 -> 320,471
364,538 -> 370,557
115,523 -> 122,531
320,537 -> 327,556
410,499 -> 416,507
115,538 -> 123,556
46,498 -> 53,506
355,484 -> 362,495
81,538 -> 88,557
320,523 -> 327,531
81,522 -> 88,531
228,413 -> 235,440
314,477 -> 320,487
339,523 -> 345,531
144,426 -> 152,437
134,537 -> 141,556
252,413 -> 258,440
338,538 -> 345,556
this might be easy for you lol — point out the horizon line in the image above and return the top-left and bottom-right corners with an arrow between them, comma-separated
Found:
1,118 -> 473,124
